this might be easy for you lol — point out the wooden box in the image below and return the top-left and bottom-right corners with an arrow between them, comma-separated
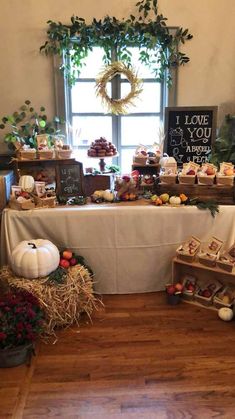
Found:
156,183 -> 235,205
197,174 -> 215,185
178,174 -> 196,185
159,174 -> 177,184
176,236 -> 201,263
16,150 -> 36,160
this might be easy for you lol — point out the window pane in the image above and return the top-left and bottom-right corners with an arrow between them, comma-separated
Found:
78,47 -> 105,78
121,149 -> 136,174
121,116 -> 161,146
71,82 -> 111,113
121,82 -> 161,113
72,116 -> 112,147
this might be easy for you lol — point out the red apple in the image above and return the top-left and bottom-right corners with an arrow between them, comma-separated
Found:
187,170 -> 195,175
166,284 -> 176,295
59,258 -> 70,269
206,167 -> 215,175
202,289 -> 212,298
187,283 -> 195,292
62,250 -> 73,260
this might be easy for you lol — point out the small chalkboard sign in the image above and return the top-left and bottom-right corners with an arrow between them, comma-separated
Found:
56,161 -> 84,196
164,106 -> 218,164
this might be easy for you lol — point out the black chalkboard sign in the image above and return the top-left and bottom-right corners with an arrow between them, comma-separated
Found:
164,106 -> 217,164
56,161 -> 84,196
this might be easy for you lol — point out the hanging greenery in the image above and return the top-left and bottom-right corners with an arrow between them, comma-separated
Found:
40,0 -> 193,86
210,114 -> 235,167
96,61 -> 143,114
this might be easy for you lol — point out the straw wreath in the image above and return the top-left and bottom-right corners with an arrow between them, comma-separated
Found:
96,61 -> 143,115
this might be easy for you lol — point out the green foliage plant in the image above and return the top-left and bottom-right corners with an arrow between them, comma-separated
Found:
0,100 -> 65,150
40,0 -> 193,86
210,114 -> 235,167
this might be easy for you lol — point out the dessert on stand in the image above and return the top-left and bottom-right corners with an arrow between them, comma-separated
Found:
87,137 -> 118,172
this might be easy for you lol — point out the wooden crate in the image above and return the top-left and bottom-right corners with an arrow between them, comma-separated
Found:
156,183 -> 235,204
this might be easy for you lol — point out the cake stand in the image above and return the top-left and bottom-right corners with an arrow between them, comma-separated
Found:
88,153 -> 118,173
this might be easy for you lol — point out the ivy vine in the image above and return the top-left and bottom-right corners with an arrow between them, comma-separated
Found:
40,0 -> 193,86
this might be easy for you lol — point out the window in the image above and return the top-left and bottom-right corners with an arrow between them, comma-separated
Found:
56,45 -> 177,173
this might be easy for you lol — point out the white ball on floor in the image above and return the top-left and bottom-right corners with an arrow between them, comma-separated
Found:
218,307 -> 234,322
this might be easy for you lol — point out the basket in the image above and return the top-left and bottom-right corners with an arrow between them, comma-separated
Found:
9,198 -> 35,210
178,174 -> 196,185
33,195 -> 56,208
38,150 -> 54,160
16,150 -> 36,160
197,175 -> 215,185
56,149 -> 72,159
216,174 -> 234,186
217,253 -> 235,272
198,253 -> 217,267
176,252 -> 196,263
133,156 -> 147,165
159,174 -> 177,184
213,286 -> 235,309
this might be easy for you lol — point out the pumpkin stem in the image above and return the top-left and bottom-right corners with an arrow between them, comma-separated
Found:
28,242 -> 37,249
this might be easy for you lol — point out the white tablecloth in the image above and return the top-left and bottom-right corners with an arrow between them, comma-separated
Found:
1,204 -> 235,293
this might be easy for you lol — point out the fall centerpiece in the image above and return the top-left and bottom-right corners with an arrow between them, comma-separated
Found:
165,282 -> 184,305
0,290 -> 45,367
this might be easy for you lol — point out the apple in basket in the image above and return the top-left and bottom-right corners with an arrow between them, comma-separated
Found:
224,168 -> 234,176
206,167 -> 215,175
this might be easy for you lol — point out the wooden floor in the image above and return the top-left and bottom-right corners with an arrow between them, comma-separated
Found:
1,292 -> 235,419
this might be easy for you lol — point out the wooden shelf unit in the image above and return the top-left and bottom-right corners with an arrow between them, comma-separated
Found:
172,256 -> 235,310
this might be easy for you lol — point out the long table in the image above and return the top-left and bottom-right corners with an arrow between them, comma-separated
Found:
1,202 -> 235,294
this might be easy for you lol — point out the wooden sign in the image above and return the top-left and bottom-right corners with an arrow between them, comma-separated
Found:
56,161 -> 84,196
164,106 -> 218,164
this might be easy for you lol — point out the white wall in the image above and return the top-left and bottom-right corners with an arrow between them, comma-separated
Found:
0,0 -> 234,153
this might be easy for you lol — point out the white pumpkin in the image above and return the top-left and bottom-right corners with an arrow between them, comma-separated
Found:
169,196 -> 181,205
160,153 -> 169,167
19,175 -> 35,192
11,239 -> 60,279
218,307 -> 234,322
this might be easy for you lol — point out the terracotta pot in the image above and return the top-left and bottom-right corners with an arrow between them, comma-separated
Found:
0,343 -> 34,368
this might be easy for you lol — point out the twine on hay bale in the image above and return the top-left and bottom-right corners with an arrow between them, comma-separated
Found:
0,265 -> 99,337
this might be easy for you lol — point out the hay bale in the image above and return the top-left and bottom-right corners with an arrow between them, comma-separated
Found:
0,265 -> 99,336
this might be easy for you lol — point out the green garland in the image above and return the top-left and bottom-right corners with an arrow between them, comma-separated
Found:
40,0 -> 193,86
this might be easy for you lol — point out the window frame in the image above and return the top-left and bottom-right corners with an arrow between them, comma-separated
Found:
54,28 -> 178,169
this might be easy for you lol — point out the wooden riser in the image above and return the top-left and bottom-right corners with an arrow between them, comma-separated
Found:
156,183 -> 235,204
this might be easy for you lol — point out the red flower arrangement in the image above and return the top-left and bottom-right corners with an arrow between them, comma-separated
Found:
0,290 -> 45,350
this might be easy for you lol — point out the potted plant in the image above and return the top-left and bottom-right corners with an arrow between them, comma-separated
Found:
165,282 -> 184,305
0,99 -> 65,151
0,289 -> 45,367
